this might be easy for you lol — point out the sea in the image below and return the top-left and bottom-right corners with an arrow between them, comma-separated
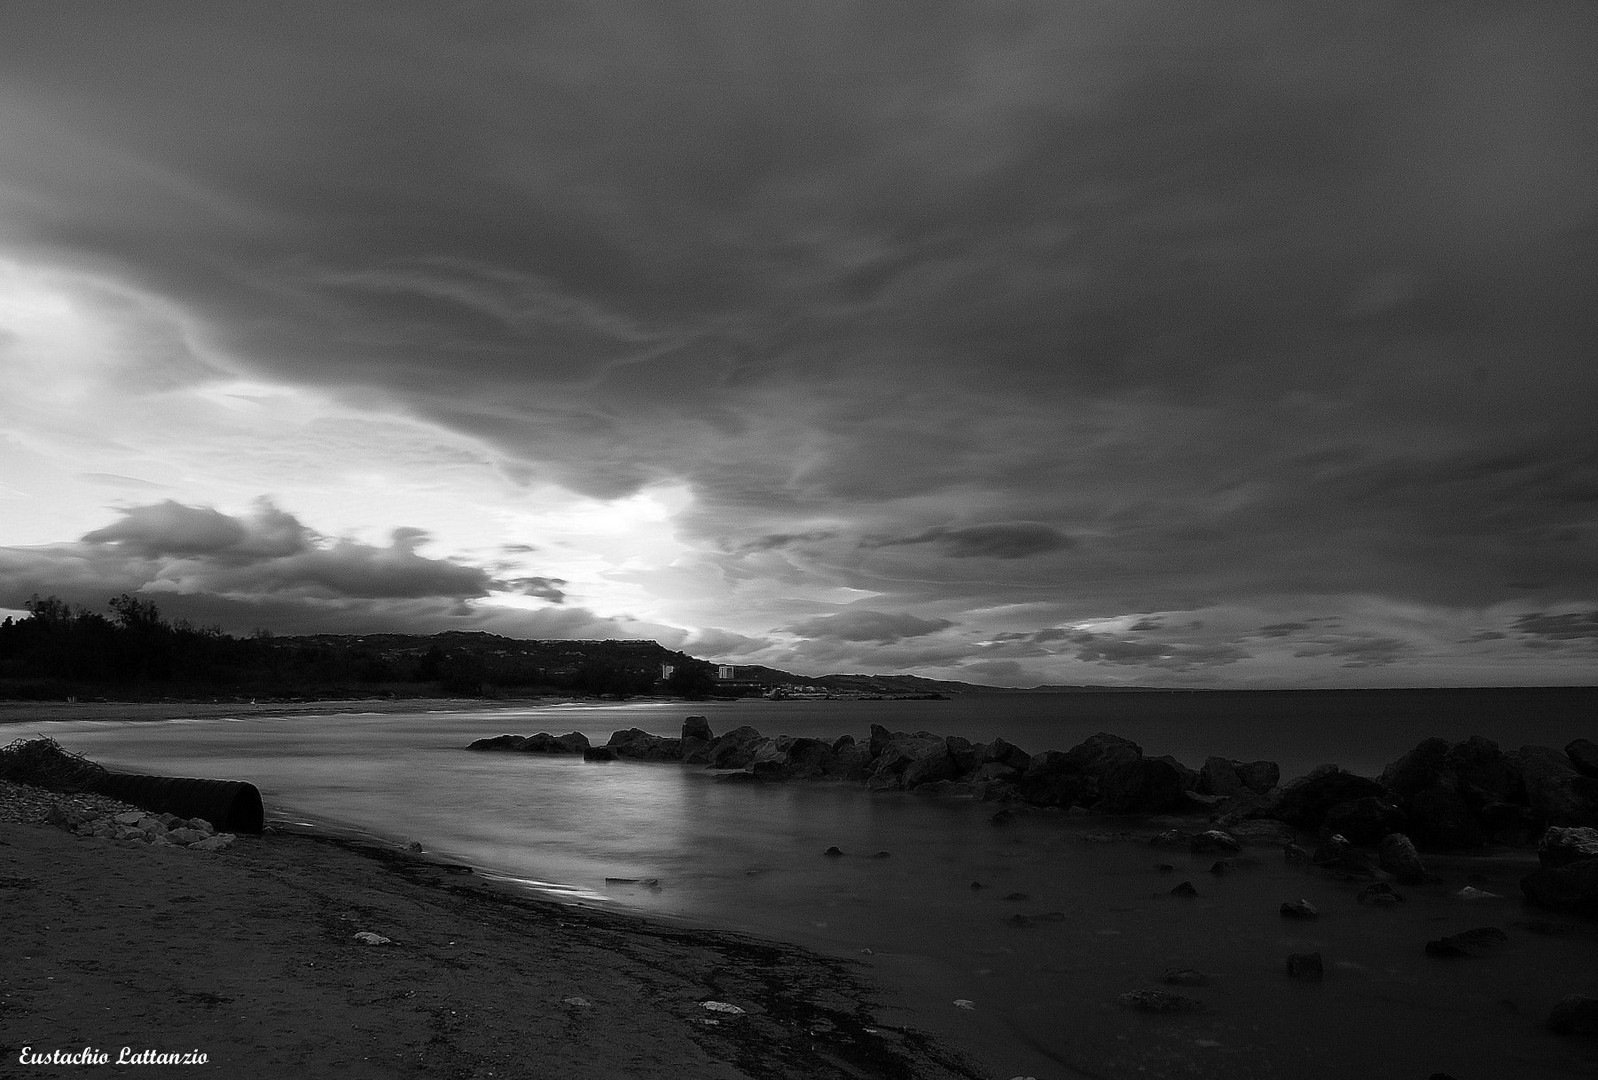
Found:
23,689 -> 1598,1079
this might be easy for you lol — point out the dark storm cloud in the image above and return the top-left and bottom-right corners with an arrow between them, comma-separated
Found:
0,500 -> 576,630
783,609 -> 955,644
2,3 -> 1595,678
505,576 -> 568,604
1509,611 -> 1598,643
862,523 -> 1075,560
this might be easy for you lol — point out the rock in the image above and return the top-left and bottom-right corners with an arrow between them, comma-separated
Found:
682,715 -> 712,743
701,1001 -> 746,1016
1521,858 -> 1598,917
1149,829 -> 1189,848
1161,969 -> 1210,987
979,738 -> 1032,772
1357,882 -> 1405,906
823,846 -> 843,858
1016,733 -> 1143,809
467,734 -> 525,751
1095,755 -> 1189,814
1568,739 -> 1598,779
1117,989 -> 1204,1013
1446,736 -> 1521,804
1406,783 -> 1483,849
189,834 -> 234,852
1199,757 -> 1246,798
1015,750 -> 1090,808
1280,899 -> 1319,919
167,827 -> 208,845
1269,765 -> 1387,831
1154,754 -> 1199,792
1381,738 -> 1453,796
1170,881 -> 1199,898
1223,819 -> 1297,846
1312,834 -> 1381,877
865,730 -> 949,790
705,726 -> 766,769
1510,745 -> 1598,827
1378,833 -> 1437,885
1286,952 -> 1323,980
114,811 -> 144,825
1284,842 -> 1311,865
582,747 -> 617,762
1238,760 -> 1280,794
1424,927 -> 1508,957
1190,830 -> 1242,854
605,728 -> 683,762
353,931 -> 392,945
1321,796 -> 1406,846
1453,886 -> 1502,900
1209,858 -> 1247,875
1538,825 -> 1598,867
1546,994 -> 1598,1037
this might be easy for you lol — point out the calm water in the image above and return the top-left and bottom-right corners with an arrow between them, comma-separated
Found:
26,691 -> 1598,1079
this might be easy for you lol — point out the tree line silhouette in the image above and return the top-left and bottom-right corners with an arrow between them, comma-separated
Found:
0,595 -> 717,701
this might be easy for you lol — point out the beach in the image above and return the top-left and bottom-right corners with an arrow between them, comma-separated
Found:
6,695 -> 1598,1079
0,791 -> 981,1080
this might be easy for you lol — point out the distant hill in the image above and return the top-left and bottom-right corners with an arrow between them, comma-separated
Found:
722,665 -> 1164,696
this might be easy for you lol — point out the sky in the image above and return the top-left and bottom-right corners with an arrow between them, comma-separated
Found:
1,1 -> 1595,688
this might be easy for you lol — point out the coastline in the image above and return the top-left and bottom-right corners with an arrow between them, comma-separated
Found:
1,804 -> 985,1080
0,697 -> 594,727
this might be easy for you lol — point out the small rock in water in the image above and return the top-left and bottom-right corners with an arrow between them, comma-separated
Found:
1209,858 -> 1240,875
701,1001 -> 746,1015
1156,863 -> 1175,873
1357,882 -> 1405,906
1190,830 -> 1242,854
1001,891 -> 1029,902
1454,886 -> 1503,900
353,932 -> 392,946
1280,899 -> 1319,919
1424,926 -> 1509,957
990,809 -> 1016,826
952,999 -> 975,1010
562,997 -> 592,1007
405,841 -> 423,853
1170,881 -> 1199,898
823,846 -> 844,858
1546,994 -> 1598,1036
970,881 -> 984,890
1286,952 -> 1324,980
1161,968 -> 1210,987
1118,989 -> 1205,1013
1284,842 -> 1311,865
869,850 -> 891,859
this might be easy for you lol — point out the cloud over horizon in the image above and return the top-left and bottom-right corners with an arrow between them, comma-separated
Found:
1,3 -> 1594,687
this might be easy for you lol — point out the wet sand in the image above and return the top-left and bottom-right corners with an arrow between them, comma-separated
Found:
0,814 -> 983,1080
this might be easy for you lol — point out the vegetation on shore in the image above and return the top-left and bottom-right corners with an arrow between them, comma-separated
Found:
0,595 -> 718,702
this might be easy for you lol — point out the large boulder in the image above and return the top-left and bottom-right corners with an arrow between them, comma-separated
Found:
605,728 -> 683,762
1015,750 -> 1093,808
1200,757 -> 1278,798
1521,858 -> 1598,917
1446,736 -> 1522,804
521,731 -> 590,754
1380,738 -> 1452,796
1406,783 -> 1483,849
680,716 -> 713,762
866,730 -> 951,790
705,726 -> 766,769
1095,756 -> 1189,813
1377,833 -> 1436,884
1539,826 -> 1598,868
1153,755 -> 1199,793
1238,760 -> 1281,793
979,738 -> 1032,773
1268,765 -> 1387,831
1567,739 -> 1598,779
1321,796 -> 1407,845
1511,745 -> 1598,827
467,734 -> 525,751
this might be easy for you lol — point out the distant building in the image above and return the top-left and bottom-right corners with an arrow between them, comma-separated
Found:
660,663 -> 676,680
716,665 -> 738,681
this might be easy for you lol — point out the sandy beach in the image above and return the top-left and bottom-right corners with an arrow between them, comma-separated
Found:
1,805 -> 982,1080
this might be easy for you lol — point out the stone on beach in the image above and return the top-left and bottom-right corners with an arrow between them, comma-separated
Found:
1280,899 -> 1319,919
1117,988 -> 1205,1013
1546,994 -> 1598,1037
1378,833 -> 1437,884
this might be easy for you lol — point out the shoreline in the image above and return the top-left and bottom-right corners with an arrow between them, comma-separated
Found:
0,802 -> 986,1080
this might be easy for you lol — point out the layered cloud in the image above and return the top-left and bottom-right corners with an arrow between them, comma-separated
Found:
0,4 -> 1594,685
